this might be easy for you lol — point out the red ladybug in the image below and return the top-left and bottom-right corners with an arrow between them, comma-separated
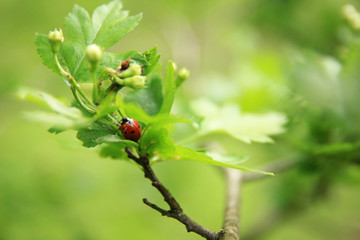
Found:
120,117 -> 141,142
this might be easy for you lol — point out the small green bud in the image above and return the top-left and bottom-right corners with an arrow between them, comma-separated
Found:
48,28 -> 64,53
122,75 -> 146,90
176,68 -> 190,88
86,44 -> 103,67
117,63 -> 142,78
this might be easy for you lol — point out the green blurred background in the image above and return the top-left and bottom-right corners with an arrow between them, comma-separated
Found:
1,0 -> 360,239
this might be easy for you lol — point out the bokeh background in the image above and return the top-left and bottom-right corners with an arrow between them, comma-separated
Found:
1,0 -> 360,239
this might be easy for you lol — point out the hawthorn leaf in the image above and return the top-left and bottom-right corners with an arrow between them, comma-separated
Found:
76,122 -> 117,148
100,142 -> 132,161
123,102 -> 153,124
34,34 -> 60,75
173,146 -> 273,175
23,111 -> 79,133
158,61 -> 176,115
125,73 -> 163,115
36,1 -> 142,83
191,99 -> 287,143
131,47 -> 160,75
18,88 -> 83,119
138,124 -> 175,160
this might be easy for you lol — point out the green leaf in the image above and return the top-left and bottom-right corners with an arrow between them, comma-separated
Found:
100,142 -> 132,161
139,124 -> 175,160
24,111 -> 79,133
36,1 -> 142,83
76,122 -> 117,148
131,47 -> 160,75
93,94 -> 119,120
173,146 -> 273,175
123,103 -> 153,124
34,34 -> 60,75
158,61 -> 176,115
18,88 -> 95,133
92,1 -> 141,49
18,88 -> 83,119
125,73 -> 163,116
191,99 -> 287,143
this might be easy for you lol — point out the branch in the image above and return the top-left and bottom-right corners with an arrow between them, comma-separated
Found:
242,157 -> 301,182
219,168 -> 242,240
125,147 -> 222,240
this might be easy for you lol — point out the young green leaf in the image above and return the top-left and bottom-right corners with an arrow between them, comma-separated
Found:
36,1 -> 142,83
100,142 -> 133,161
132,47 -> 160,75
24,111 -> 80,134
125,73 -> 163,116
76,122 -> 117,148
18,88 -> 83,119
173,146 -> 273,175
35,34 -> 60,75
191,99 -> 287,143
158,61 -> 176,115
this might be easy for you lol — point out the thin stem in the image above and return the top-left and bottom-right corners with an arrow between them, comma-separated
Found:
71,87 -> 95,114
219,168 -> 242,240
91,69 -> 99,105
54,54 -> 95,109
117,109 -> 125,118
72,78 -> 95,107
125,148 -> 222,240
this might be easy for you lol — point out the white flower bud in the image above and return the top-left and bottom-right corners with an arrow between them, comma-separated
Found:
48,28 -> 64,53
176,68 -> 190,87
122,75 -> 146,90
86,44 -> 103,65
117,63 -> 142,78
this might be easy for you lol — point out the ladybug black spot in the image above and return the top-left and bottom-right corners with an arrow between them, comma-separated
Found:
131,130 -> 135,134
124,131 -> 127,135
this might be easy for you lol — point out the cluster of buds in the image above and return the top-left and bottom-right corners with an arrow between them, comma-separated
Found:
342,4 -> 360,30
113,59 -> 146,90
48,29 -> 64,53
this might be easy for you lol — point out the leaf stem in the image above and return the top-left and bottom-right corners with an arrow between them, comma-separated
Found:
91,69 -> 99,105
71,87 -> 96,114
54,54 -> 96,113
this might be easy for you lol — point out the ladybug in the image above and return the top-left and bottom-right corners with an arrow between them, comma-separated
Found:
120,117 -> 141,142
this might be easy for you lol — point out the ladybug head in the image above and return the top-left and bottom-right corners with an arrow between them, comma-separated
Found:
121,117 -> 130,125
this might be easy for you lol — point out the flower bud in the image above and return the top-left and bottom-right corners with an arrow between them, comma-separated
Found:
48,28 -> 64,53
342,4 -> 360,30
342,4 -> 357,18
117,62 -> 142,78
176,68 -> 190,88
86,44 -> 103,67
122,75 -> 146,90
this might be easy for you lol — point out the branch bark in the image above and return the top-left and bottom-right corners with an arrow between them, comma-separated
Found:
219,168 -> 242,240
125,147 -> 222,240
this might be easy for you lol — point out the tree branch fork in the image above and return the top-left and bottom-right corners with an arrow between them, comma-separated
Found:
125,147 -> 299,240
125,147 -> 223,240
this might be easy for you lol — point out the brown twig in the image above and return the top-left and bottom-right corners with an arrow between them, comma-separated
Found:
242,157 -> 301,182
125,147 -> 222,240
219,168 -> 242,240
